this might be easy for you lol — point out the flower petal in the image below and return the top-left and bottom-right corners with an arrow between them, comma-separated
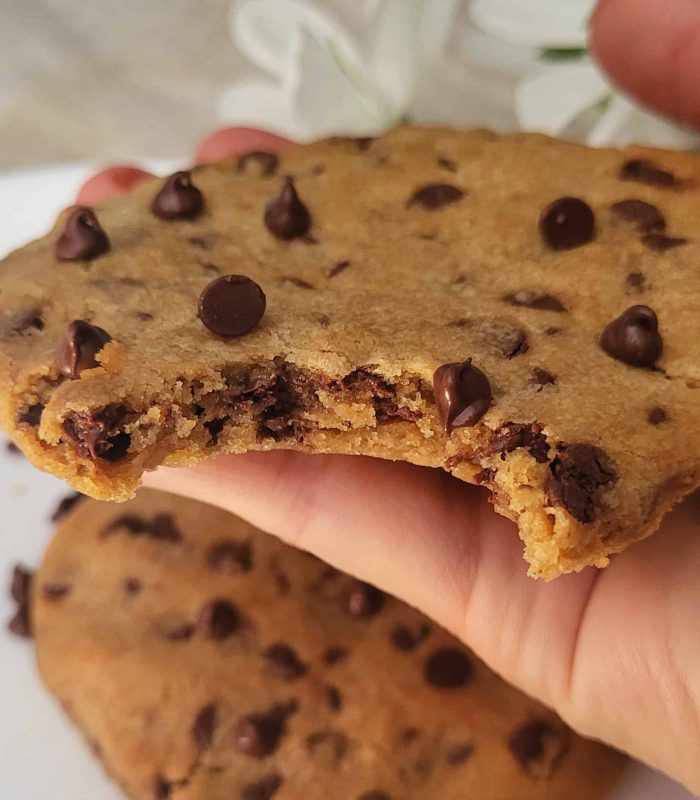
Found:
217,78 -> 302,139
292,29 -> 389,139
515,60 -> 609,135
470,0 -> 595,48
230,0 -> 362,81
588,94 -> 700,149
367,0 -> 460,111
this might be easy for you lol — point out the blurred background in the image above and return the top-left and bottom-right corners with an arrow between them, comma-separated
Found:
2,0 -> 697,172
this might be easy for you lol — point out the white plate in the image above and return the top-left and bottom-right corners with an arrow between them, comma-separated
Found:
0,166 -> 695,799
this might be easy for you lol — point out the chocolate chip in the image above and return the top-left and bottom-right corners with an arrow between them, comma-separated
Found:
503,328 -> 529,358
327,260 -> 350,278
547,443 -> 617,523
648,406 -> 669,425
354,137 -> 374,151
238,151 -> 279,177
424,648 -> 473,688
151,171 -> 203,220
539,197 -> 595,250
103,513 -> 182,543
263,643 -> 307,681
10,565 -> 33,605
346,581 -> 385,617
8,604 -> 31,638
490,422 -> 549,463
391,622 -> 431,651
503,290 -> 566,312
282,275 -> 314,290
625,271 -> 647,294
198,274 -> 266,338
545,326 -> 562,336
322,646 -> 347,666
41,583 -> 71,600
164,623 -> 194,642
407,183 -> 464,210
641,233 -> 688,252
600,305 -> 662,368
324,685 -> 343,712
55,320 -> 112,380
264,177 -> 311,240
51,492 -> 84,523
508,719 -> 568,777
192,703 -> 217,749
0,308 -> 45,339
206,539 -> 252,573
437,156 -> 457,173
204,416 -> 228,445
532,367 -> 556,387
197,599 -> 240,640
306,731 -> 348,767
611,199 -> 665,232
16,403 -> 44,427
124,577 -> 142,596
446,743 -> 474,765
55,207 -> 110,261
433,360 -> 492,433
242,774 -> 282,800
153,775 -> 173,800
233,704 -> 295,758
474,467 -> 494,484
63,405 -> 130,461
357,792 -> 392,800
620,159 -> 677,187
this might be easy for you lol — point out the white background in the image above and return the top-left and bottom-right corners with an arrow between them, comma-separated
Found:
0,167 -> 696,799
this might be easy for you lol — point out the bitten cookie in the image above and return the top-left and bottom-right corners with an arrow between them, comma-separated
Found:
32,489 -> 625,800
2,128 -> 699,576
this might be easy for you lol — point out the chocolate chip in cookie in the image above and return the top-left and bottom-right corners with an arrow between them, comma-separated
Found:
600,305 -> 663,368
539,197 -> 595,250
610,199 -> 665,232
55,207 -> 110,261
198,275 -> 266,338
433,361 -> 492,433
547,444 -> 617,523
151,171 -> 204,220
620,159 -> 677,187
424,648 -> 473,689
264,177 -> 311,240
55,320 -> 112,379
407,184 -> 464,210
197,599 -> 241,640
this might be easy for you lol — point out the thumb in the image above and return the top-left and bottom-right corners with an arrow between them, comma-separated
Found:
591,0 -> 700,130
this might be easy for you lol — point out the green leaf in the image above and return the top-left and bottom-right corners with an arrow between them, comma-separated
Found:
539,47 -> 587,62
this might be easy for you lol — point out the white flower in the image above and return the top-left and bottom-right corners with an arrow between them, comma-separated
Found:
470,0 -> 699,149
219,0 -> 460,141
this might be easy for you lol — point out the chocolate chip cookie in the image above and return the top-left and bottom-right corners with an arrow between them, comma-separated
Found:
32,489 -> 624,800
2,128 -> 699,577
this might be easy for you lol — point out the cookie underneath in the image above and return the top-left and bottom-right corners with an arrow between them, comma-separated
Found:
3,128 -> 700,577
32,489 -> 625,800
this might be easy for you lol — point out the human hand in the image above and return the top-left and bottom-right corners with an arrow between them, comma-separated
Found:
77,3 -> 700,787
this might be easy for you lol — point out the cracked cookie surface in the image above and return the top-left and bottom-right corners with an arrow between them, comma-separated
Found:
32,490 -> 625,800
2,127 -> 700,577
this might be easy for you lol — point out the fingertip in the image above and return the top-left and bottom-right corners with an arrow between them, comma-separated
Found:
76,165 -> 153,205
195,127 -> 293,164
590,0 -> 700,130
